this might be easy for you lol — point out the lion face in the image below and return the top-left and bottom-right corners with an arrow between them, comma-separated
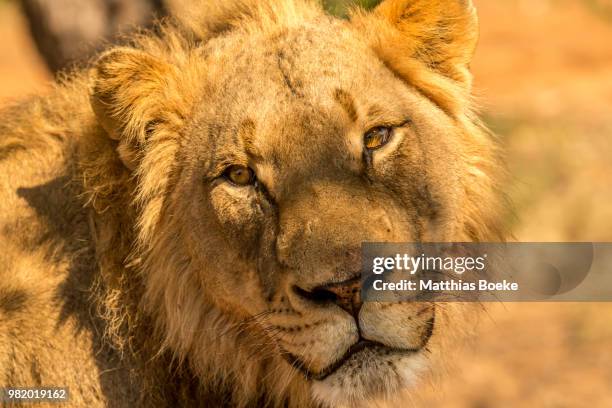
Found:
90,0 -> 502,406
178,23 -> 450,401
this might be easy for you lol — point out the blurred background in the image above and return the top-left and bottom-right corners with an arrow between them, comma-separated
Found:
0,0 -> 611,406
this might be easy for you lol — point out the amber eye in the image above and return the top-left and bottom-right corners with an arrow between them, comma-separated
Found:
364,127 -> 393,150
224,165 -> 255,186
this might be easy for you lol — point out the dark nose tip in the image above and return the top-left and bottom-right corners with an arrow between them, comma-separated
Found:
293,277 -> 363,318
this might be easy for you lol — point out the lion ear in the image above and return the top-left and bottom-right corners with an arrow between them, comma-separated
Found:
90,48 -> 173,170
351,0 -> 479,115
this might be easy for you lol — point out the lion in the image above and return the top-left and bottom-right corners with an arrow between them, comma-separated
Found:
0,0 -> 505,406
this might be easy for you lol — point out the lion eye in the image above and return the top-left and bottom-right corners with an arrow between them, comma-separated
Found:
224,165 -> 255,186
364,127 -> 393,150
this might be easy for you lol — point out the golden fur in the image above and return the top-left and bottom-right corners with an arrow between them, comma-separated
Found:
0,1 -> 505,406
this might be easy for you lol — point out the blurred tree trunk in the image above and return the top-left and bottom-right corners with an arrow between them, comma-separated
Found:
19,0 -> 167,74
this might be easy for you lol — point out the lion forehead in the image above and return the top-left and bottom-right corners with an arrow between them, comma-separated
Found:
203,22 -> 379,103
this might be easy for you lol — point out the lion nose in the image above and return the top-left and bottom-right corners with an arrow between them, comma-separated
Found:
293,277 -> 363,318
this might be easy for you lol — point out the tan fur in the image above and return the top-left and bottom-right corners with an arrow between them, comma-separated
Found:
0,1 -> 505,407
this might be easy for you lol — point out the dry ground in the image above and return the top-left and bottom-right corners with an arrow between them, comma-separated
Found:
0,0 -> 611,406
424,2 -> 612,406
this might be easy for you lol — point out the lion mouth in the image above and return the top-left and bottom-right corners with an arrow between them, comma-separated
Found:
284,339 -> 420,381
312,339 -> 383,380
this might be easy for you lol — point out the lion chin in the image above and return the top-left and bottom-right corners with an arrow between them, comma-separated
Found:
311,348 -> 428,407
